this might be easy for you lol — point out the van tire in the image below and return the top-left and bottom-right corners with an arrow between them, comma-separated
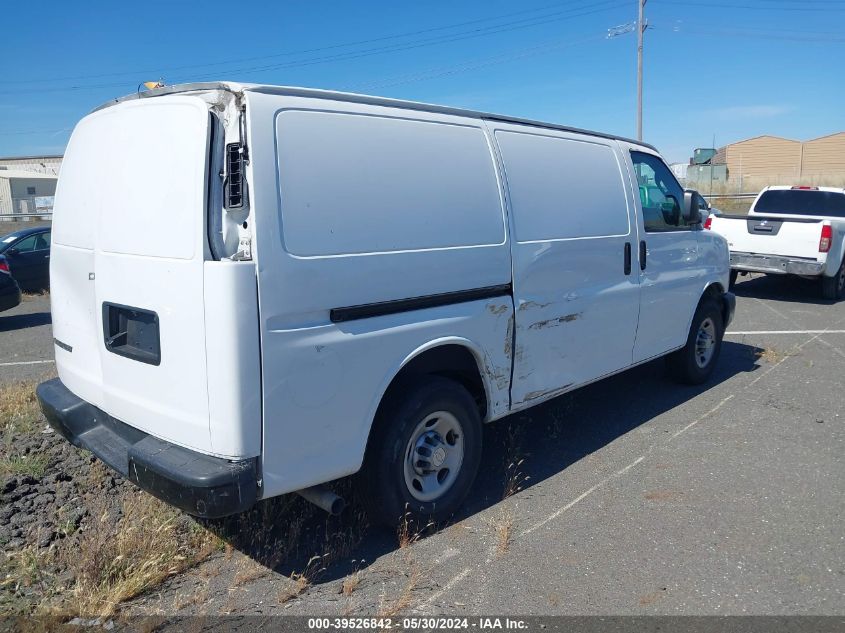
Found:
357,376 -> 482,528
666,298 -> 724,385
821,259 -> 845,301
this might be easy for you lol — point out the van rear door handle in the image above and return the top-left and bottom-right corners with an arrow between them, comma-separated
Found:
639,240 -> 647,270
624,242 -> 632,275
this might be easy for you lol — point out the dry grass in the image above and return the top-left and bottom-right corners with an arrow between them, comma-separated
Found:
492,510 -> 514,556
0,381 -> 42,435
377,565 -> 420,617
45,492 -> 221,617
0,381 -> 48,477
341,572 -> 361,597
397,510 -> 432,550
754,347 -> 794,364
278,555 -> 324,604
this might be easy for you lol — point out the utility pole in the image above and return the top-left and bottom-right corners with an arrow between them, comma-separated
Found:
637,0 -> 646,141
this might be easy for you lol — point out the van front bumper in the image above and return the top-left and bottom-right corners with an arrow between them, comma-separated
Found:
730,252 -> 824,276
36,378 -> 258,519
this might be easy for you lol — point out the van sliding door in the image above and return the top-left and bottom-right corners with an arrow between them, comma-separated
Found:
492,125 -> 642,406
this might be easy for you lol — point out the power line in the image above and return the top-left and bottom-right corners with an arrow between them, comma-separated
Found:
653,0 -> 845,11
347,33 -> 607,91
5,0 -> 622,87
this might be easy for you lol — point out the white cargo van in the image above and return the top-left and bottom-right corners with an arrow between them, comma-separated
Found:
37,82 -> 735,525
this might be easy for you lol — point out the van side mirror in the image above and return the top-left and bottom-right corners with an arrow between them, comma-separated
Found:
683,190 -> 702,224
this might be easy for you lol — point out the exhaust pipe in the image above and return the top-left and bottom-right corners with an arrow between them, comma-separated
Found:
296,485 -> 345,516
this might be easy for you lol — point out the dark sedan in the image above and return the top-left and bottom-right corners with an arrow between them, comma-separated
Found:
0,226 -> 51,292
0,262 -> 22,312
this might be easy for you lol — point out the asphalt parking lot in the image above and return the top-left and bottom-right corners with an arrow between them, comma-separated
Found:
2,275 -> 843,616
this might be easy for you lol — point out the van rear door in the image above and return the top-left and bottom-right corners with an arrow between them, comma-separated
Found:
51,97 -> 216,455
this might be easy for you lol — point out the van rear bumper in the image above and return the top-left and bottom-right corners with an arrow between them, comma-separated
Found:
36,378 -> 258,519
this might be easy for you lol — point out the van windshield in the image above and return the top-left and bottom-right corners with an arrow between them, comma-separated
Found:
754,190 -> 845,217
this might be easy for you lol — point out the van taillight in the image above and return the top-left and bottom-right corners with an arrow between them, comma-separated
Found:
819,225 -> 832,253
703,216 -> 712,230
225,143 -> 245,209
0,259 -> 8,273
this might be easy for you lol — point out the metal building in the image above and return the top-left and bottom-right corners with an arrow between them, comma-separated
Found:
685,133 -> 845,191
0,155 -> 62,216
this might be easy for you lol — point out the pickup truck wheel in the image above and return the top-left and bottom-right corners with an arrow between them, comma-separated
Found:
357,376 -> 482,528
667,299 -> 724,385
821,259 -> 845,301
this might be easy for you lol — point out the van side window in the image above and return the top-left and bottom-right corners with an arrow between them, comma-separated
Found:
630,151 -> 689,232
495,131 -> 629,242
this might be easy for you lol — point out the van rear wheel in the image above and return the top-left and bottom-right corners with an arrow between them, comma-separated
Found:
357,377 -> 482,528
667,298 -> 724,385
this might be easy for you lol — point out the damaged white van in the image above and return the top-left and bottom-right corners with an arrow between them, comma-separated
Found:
37,82 -> 734,525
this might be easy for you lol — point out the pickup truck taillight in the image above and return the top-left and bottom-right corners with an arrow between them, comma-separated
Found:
819,225 -> 832,253
703,216 -> 712,230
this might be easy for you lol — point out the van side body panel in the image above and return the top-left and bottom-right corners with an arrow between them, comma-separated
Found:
246,93 -> 512,497
489,123 -> 642,406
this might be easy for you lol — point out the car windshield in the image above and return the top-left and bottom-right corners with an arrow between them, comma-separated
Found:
754,190 -> 845,217
0,232 -> 25,254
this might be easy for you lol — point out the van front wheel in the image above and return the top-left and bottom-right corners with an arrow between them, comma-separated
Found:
667,299 -> 724,385
357,377 -> 482,528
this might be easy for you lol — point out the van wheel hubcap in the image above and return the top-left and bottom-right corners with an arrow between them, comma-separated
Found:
695,317 -> 716,368
404,411 -> 464,502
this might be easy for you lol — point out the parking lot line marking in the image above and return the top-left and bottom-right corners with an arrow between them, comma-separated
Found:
0,359 -> 54,367
752,297 -> 793,324
816,337 -> 845,360
521,456 -> 645,536
726,330 -> 845,335
672,394 -> 735,439
415,567 -> 472,612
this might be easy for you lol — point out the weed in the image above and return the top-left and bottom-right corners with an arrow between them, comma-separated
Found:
341,560 -> 365,596
377,564 -> 421,617
754,347 -> 794,364
492,510 -> 514,556
43,492 -> 219,618
278,555 -> 324,604
397,510 -> 432,550
0,453 -> 49,477
0,381 -> 42,434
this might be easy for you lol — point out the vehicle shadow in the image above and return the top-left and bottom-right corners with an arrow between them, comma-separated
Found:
0,311 -> 51,331
201,340 -> 763,584
732,273 -> 831,305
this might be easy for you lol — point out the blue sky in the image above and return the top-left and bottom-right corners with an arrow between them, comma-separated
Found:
1,0 -> 843,163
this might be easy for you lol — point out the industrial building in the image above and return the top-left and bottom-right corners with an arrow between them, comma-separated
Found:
0,154 -> 62,216
684,132 -> 845,192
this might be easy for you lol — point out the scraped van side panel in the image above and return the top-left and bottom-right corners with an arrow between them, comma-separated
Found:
246,92 -> 513,497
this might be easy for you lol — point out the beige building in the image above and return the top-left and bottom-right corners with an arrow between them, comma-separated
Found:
705,132 -> 845,191
0,155 -> 62,215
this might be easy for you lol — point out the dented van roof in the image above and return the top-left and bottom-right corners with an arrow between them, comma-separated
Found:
92,81 -> 659,153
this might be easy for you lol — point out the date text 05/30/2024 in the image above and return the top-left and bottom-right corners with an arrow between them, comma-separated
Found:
307,617 -> 529,630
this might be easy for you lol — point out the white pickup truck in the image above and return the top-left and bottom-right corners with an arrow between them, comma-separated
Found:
707,186 -> 845,300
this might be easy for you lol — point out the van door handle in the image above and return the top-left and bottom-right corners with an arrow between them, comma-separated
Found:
624,242 -> 632,275
639,240 -> 647,270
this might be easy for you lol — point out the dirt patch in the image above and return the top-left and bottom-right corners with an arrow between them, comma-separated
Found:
0,381 -> 221,618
